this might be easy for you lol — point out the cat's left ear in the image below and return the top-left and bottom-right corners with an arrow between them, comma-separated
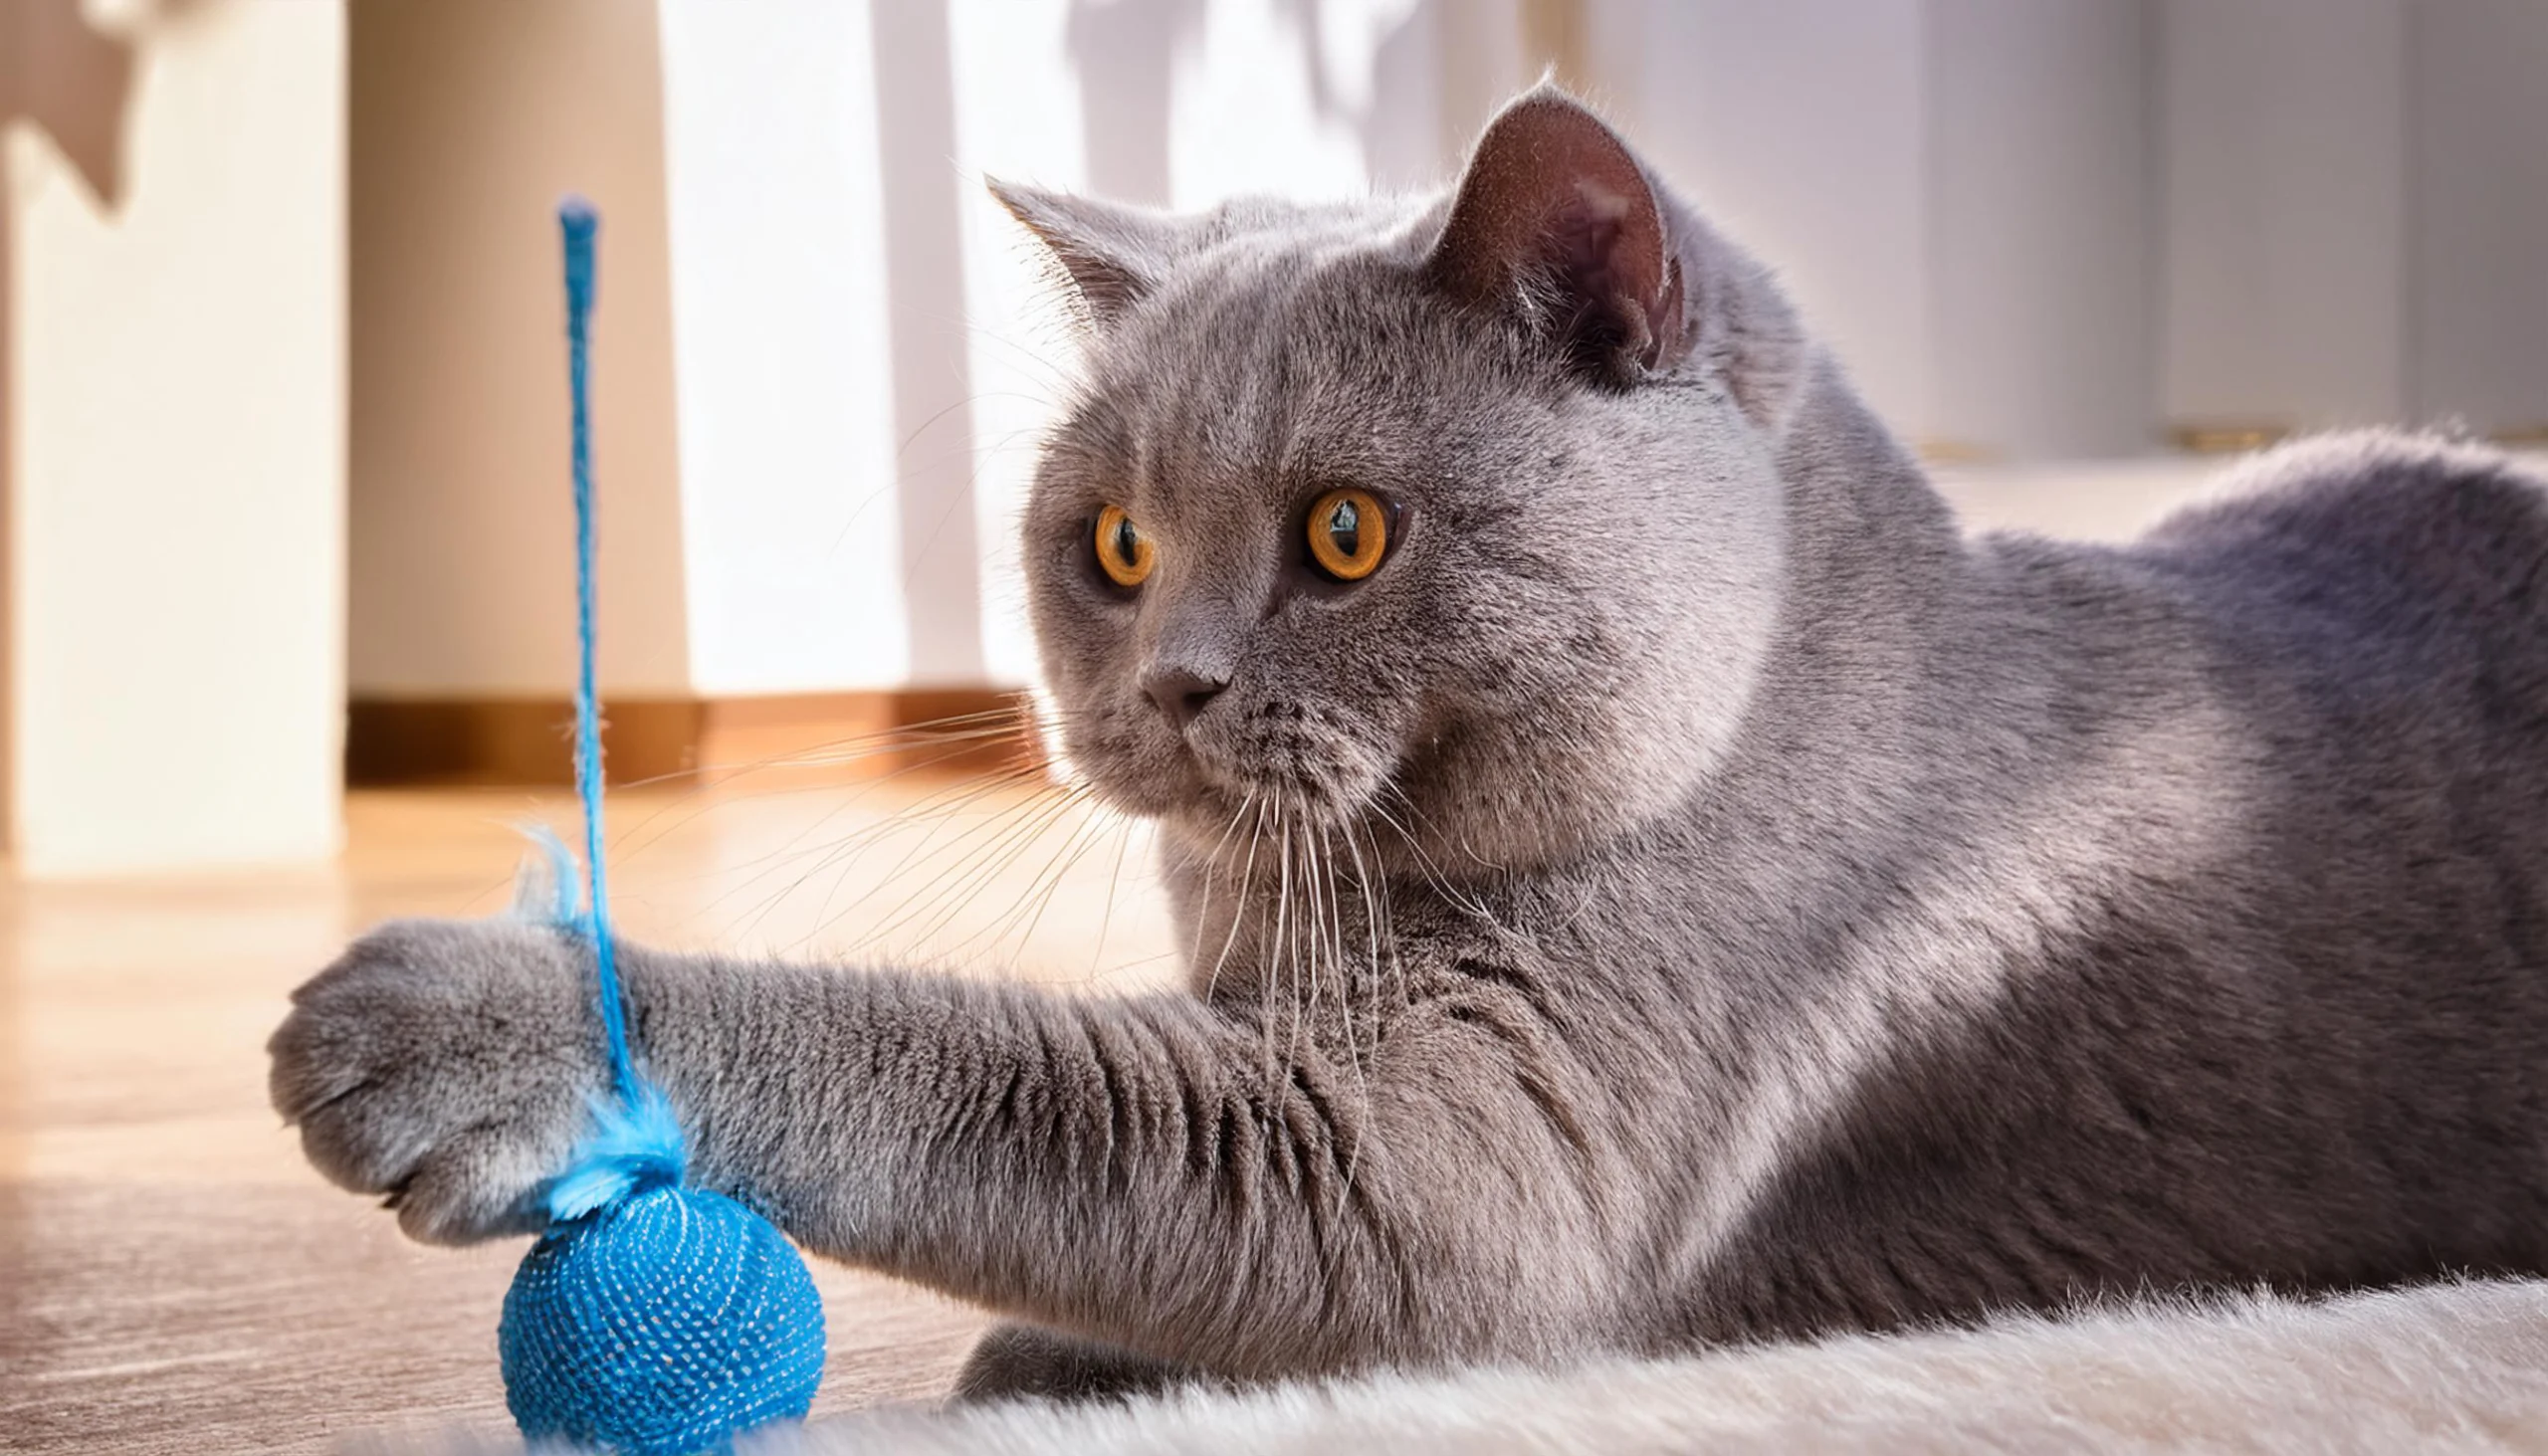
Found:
987,179 -> 1183,329
1427,88 -> 1684,382
1426,88 -> 1804,419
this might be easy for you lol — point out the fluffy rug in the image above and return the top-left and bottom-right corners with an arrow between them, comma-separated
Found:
368,1279 -> 2548,1454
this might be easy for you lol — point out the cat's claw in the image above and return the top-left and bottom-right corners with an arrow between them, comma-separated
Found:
268,918 -> 606,1245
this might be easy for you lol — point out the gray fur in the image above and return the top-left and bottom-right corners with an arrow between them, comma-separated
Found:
271,88 -> 2548,1404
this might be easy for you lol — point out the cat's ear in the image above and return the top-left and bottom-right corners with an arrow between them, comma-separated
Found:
987,179 -> 1178,328
1425,89 -> 1687,382
1425,88 -> 1805,421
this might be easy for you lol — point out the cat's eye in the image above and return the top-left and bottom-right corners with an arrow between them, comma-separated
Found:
1306,488 -> 1388,581
1093,505 -> 1155,588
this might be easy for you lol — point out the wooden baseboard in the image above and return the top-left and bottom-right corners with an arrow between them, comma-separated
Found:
346,690 -> 1034,787
2169,422 -> 2293,455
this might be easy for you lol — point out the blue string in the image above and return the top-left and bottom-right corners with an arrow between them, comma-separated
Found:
558,197 -> 638,1109
504,196 -> 825,1454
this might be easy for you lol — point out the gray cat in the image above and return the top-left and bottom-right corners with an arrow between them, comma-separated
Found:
270,88 -> 2548,1405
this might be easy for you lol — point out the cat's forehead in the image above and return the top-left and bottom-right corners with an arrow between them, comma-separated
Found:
1062,227 -> 1519,514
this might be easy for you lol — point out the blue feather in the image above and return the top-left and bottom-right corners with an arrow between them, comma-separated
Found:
545,1081 -> 688,1222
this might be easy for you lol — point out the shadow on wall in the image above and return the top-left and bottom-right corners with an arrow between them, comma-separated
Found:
0,0 -> 136,207
1066,0 -> 1469,205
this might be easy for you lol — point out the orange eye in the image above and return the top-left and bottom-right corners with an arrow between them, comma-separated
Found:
1094,505 -> 1155,587
1306,488 -> 1387,581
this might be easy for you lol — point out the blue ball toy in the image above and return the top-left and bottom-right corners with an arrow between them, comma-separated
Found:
495,199 -> 826,1455
501,1176 -> 827,1454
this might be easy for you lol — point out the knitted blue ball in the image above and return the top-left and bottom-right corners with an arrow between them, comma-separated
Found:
496,1085 -> 825,1456
501,1179 -> 825,1455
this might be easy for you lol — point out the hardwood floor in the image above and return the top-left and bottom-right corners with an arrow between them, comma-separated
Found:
0,776 -> 1176,1453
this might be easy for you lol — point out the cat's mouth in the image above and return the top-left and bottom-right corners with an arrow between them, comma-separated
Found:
1056,691 -> 1410,855
1153,730 -> 1417,884
1181,714 -> 1393,826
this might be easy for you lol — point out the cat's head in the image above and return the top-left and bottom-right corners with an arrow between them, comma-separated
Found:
1002,89 -> 1809,876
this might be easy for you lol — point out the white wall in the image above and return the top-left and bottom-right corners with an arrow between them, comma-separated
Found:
2155,0 -> 2548,438
654,0 -> 909,695
1927,0 -> 2152,460
348,0 -> 691,698
1588,0 -> 2153,461
1588,0 -> 1934,437
5,0 -> 344,875
950,0 -> 1093,688
2158,0 -> 2409,432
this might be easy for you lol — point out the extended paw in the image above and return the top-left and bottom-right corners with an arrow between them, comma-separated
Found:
268,918 -> 605,1244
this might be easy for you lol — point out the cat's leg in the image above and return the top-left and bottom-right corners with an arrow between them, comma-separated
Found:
949,1323 -> 1200,1405
271,918 -> 1621,1378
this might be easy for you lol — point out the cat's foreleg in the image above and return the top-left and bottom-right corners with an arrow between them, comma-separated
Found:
271,918 -> 1620,1379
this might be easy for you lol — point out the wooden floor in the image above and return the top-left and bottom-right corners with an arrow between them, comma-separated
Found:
0,775 -> 1177,1453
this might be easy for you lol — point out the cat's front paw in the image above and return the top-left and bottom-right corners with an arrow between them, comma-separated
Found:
268,918 -> 607,1244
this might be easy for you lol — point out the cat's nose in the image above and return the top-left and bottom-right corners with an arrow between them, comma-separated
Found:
1141,665 -> 1226,730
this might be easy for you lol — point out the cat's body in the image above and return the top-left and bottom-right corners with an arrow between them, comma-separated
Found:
272,89 -> 2548,1405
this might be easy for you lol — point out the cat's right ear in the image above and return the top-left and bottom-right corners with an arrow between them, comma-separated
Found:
987,180 -> 1177,329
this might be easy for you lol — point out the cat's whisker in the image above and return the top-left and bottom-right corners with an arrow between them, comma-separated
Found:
1090,813 -> 1138,979
920,784 -> 1107,956
739,763 -> 1072,952
1298,802 -> 1330,1084
785,780 -> 1077,959
1368,786 -> 1496,923
614,706 -> 1040,802
1201,791 -> 1264,1006
939,310 -> 1084,393
827,801 -> 1076,961
1308,815 -> 1376,1240
1263,797 -> 1301,1086
1190,790 -> 1259,997
1349,811 -> 1411,1012
1288,796 -> 1320,1083
600,708 -> 1052,887
955,793 -> 1117,967
674,744 -> 1050,908
692,756 -> 1059,938
857,784 -> 1095,954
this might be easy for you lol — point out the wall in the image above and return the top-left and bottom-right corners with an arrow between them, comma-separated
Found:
4,0 -> 344,875
2410,0 -> 2548,436
1927,0 -> 2152,460
652,0 -> 914,697
1587,0 -> 1934,437
348,0 -> 690,698
1586,0 -> 2152,461
2158,0 -> 2408,433
2157,0 -> 2548,439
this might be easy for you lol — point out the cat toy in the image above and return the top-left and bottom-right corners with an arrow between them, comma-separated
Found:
496,198 -> 826,1455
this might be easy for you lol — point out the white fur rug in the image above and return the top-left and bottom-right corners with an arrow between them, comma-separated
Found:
369,1279 -> 2548,1454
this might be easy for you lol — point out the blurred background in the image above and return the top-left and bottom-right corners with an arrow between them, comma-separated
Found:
2,0 -> 2546,877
